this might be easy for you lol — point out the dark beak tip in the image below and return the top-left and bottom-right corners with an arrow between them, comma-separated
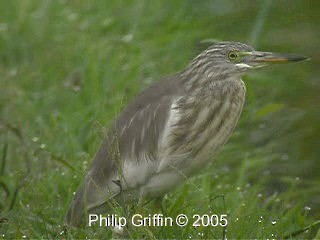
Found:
291,55 -> 310,62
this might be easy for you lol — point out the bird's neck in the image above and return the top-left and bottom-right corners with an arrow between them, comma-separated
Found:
179,68 -> 245,103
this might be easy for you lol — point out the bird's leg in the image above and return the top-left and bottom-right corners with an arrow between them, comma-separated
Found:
112,178 -> 130,217
112,179 -> 122,193
137,190 -> 146,208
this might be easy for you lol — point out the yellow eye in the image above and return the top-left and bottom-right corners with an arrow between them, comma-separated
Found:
228,51 -> 238,60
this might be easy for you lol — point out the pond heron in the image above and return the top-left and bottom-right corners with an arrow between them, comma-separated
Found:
66,41 -> 307,226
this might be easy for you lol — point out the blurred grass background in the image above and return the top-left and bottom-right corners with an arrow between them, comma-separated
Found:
0,0 -> 319,239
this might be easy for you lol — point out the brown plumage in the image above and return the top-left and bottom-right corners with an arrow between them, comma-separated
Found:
65,41 -> 307,226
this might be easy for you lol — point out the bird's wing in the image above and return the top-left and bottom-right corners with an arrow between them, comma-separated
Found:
116,96 -> 174,164
90,72 -> 184,186
66,74 -> 184,226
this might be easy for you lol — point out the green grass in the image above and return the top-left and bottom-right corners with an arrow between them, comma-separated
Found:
1,0 -> 319,239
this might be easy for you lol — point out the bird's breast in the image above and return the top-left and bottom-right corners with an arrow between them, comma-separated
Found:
165,79 -> 246,173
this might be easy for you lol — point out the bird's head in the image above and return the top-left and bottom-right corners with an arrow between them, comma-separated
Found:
192,41 -> 308,78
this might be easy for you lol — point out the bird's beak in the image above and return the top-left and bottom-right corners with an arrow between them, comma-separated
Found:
248,51 -> 309,66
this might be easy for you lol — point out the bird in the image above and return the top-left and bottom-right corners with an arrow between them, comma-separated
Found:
65,41 -> 307,226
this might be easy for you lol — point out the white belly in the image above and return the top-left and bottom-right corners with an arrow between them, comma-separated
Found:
121,158 -> 186,198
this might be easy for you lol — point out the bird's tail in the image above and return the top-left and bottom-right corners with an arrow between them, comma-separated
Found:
65,135 -> 125,226
65,181 -> 86,226
65,172 -> 121,227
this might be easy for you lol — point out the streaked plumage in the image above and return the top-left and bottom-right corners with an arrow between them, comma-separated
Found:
65,41 -> 307,226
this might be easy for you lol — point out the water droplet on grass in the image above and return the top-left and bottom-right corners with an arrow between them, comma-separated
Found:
113,225 -> 124,235
259,216 -> 263,223
40,143 -> 46,149
257,193 -> 262,198
122,34 -> 133,43
304,206 -> 311,211
32,137 -> 39,142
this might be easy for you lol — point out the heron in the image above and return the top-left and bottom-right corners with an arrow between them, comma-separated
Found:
65,41 -> 307,226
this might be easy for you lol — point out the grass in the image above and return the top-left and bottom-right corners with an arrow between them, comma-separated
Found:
1,0 -> 319,239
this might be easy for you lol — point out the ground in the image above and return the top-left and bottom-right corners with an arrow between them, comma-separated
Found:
0,1 -> 319,239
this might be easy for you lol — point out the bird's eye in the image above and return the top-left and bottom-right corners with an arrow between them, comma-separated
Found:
228,51 -> 238,60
